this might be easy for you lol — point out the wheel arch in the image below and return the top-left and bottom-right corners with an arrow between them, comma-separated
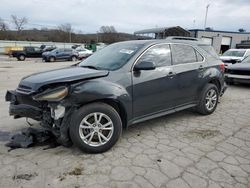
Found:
79,99 -> 128,129
208,78 -> 221,92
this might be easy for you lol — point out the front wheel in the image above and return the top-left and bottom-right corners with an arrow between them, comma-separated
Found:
70,103 -> 122,153
17,55 -> 25,61
196,83 -> 219,115
49,56 -> 55,62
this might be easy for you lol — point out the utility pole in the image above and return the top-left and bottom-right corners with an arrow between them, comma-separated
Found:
204,4 -> 210,30
69,30 -> 72,43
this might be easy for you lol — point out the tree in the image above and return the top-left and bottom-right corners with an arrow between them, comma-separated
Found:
99,26 -> 117,33
58,23 -> 73,42
238,28 -> 246,32
11,15 -> 28,31
0,18 -> 9,31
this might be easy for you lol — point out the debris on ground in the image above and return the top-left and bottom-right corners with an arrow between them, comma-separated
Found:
58,166 -> 84,181
12,172 -> 38,181
5,127 -> 59,151
185,129 -> 221,139
0,131 -> 11,141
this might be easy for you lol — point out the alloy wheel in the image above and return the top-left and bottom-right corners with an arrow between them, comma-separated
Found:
79,112 -> 114,147
205,88 -> 217,111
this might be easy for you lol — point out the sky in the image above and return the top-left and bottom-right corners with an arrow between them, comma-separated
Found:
1,0 -> 250,34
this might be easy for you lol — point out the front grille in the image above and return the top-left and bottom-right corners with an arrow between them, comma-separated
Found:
227,69 -> 250,75
222,60 -> 237,64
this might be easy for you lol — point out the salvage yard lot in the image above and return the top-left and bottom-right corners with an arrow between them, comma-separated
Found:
0,56 -> 250,188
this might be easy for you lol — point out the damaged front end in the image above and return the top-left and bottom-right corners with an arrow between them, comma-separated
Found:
5,85 -> 76,146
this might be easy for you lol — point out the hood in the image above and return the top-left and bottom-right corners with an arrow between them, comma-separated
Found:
220,56 -> 243,61
19,66 -> 109,91
227,63 -> 250,71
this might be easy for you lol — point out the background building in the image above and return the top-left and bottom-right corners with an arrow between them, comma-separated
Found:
134,26 -> 250,54
134,26 -> 190,39
188,29 -> 250,54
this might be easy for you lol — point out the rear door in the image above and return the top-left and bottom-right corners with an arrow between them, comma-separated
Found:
132,44 -> 179,118
170,44 -> 205,107
55,49 -> 65,59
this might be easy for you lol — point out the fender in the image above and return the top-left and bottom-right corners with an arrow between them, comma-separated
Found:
199,66 -> 224,93
68,79 -> 132,122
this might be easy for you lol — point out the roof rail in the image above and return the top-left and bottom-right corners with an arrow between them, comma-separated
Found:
166,36 -> 200,41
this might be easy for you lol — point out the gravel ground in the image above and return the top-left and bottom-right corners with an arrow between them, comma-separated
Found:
0,56 -> 249,188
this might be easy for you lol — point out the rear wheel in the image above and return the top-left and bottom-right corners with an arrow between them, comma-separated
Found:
71,56 -> 77,61
196,83 -> 219,115
70,102 -> 122,153
17,55 -> 25,61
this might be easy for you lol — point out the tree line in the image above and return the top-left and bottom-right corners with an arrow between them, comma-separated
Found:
0,15 -> 144,44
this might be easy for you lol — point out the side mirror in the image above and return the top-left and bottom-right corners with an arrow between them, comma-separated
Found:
134,61 -> 156,71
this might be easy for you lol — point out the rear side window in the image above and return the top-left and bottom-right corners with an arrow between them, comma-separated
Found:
64,49 -> 72,52
196,51 -> 204,62
199,45 -> 219,59
171,44 -> 197,65
138,44 -> 172,67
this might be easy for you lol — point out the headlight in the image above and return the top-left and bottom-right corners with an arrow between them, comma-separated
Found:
33,86 -> 68,102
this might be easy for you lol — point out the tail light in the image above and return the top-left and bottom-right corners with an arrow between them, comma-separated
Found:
220,63 -> 225,72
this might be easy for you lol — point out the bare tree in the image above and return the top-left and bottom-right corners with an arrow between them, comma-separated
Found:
0,18 -> 9,31
58,23 -> 72,33
58,23 -> 73,42
99,26 -> 117,33
11,15 -> 28,31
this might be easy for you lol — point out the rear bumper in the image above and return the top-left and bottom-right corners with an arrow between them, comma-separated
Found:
6,90 -> 42,120
220,82 -> 227,96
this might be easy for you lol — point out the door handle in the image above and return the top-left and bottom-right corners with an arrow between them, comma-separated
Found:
198,65 -> 204,71
167,71 -> 176,78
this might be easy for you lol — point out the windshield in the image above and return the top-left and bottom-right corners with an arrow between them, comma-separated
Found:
242,56 -> 250,63
79,42 -> 144,70
222,50 -> 246,57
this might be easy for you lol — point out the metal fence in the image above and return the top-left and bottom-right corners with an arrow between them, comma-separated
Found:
0,40 -> 83,54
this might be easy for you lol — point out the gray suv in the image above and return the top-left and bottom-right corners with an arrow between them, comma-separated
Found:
42,48 -> 79,62
6,37 -> 226,153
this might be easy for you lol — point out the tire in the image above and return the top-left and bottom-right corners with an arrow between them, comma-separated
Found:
71,56 -> 77,61
70,102 -> 122,153
17,55 -> 25,61
49,56 -> 55,62
196,83 -> 219,115
226,79 -> 234,85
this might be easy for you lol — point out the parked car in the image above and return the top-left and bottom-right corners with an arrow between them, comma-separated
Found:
75,47 -> 93,59
42,48 -> 79,62
225,55 -> 250,84
5,38 -> 226,153
11,46 -> 43,61
40,45 -> 57,52
220,49 -> 250,64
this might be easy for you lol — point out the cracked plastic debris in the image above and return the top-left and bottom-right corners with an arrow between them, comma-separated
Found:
5,127 -> 58,151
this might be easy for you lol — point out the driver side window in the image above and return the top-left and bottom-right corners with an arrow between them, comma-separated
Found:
138,44 -> 172,67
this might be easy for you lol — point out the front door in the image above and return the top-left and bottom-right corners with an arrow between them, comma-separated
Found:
132,44 -> 178,118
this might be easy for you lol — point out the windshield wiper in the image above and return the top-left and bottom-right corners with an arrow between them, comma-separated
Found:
80,65 -> 100,70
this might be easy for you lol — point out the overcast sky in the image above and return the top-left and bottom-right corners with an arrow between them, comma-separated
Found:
1,0 -> 250,33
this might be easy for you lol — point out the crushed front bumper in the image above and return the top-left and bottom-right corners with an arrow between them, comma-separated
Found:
5,90 -> 42,121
